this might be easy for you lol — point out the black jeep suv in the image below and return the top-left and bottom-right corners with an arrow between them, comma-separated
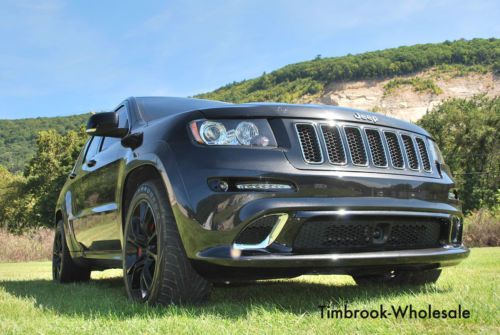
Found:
53,97 -> 469,305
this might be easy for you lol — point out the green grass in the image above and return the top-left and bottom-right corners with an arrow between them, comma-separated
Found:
0,248 -> 498,334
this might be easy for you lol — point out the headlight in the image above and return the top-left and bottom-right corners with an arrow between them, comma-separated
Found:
428,139 -> 445,164
189,119 -> 277,147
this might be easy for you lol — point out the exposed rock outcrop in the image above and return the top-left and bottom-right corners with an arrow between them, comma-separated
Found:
302,70 -> 498,122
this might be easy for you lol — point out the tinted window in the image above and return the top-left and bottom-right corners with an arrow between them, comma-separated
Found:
84,136 -> 102,162
101,107 -> 129,151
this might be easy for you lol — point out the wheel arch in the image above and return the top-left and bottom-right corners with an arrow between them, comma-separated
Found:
121,164 -> 164,229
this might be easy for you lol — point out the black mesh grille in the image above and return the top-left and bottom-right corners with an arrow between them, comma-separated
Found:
365,129 -> 387,167
321,125 -> 346,164
402,135 -> 419,170
416,138 -> 431,172
293,217 -> 442,253
344,127 -> 367,165
234,216 -> 278,244
296,124 -> 322,163
384,132 -> 404,168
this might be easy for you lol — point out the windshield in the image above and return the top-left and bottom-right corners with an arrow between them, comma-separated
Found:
136,97 -> 229,122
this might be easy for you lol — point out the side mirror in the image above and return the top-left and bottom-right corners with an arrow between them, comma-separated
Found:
86,112 -> 128,138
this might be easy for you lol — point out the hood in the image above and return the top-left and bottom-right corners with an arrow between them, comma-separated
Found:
198,103 -> 431,137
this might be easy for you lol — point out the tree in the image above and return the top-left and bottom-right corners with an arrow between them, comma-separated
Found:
0,129 -> 86,232
23,129 -> 87,228
417,95 -> 500,212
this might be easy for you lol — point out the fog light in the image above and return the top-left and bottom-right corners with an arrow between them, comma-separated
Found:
235,182 -> 293,191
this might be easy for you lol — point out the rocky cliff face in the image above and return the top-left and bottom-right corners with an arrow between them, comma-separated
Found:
302,69 -> 498,122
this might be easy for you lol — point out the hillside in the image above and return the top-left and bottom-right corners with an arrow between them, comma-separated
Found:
0,114 -> 89,173
0,38 -> 498,173
196,38 -> 499,104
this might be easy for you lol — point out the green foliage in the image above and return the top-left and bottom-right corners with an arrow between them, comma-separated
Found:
0,130 -> 86,232
432,63 -> 490,77
383,77 -> 443,95
0,114 -> 89,173
417,95 -> 500,212
197,38 -> 499,103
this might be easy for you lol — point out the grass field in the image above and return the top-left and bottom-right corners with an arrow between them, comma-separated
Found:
0,248 -> 498,335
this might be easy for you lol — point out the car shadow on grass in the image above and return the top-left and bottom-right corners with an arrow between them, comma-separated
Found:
0,276 -> 451,319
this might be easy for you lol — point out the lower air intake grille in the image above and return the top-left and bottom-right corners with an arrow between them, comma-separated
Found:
296,124 -> 322,163
293,217 -> 442,253
234,216 -> 278,244
402,135 -> 419,170
344,127 -> 367,165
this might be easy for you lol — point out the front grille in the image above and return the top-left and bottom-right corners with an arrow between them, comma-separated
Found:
402,135 -> 419,170
416,137 -> 432,172
234,216 -> 278,244
295,124 -> 322,163
293,217 -> 442,253
321,125 -> 346,164
345,127 -> 368,165
365,129 -> 387,167
294,121 -> 434,175
384,132 -> 404,168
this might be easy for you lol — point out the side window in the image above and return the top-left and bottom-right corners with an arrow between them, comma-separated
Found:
84,136 -> 102,163
101,106 -> 129,151
71,138 -> 91,172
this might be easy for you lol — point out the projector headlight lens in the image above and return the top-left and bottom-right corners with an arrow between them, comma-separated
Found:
190,119 -> 276,147
199,121 -> 227,145
236,121 -> 259,145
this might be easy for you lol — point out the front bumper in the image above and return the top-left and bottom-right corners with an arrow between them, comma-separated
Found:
197,245 -> 469,268
164,140 -> 467,279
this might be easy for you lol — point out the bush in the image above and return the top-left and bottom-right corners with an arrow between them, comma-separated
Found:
463,209 -> 500,247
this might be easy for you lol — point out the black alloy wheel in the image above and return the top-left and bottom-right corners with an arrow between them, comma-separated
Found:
122,180 -> 212,305
124,200 -> 159,301
52,220 -> 91,283
52,229 -> 63,281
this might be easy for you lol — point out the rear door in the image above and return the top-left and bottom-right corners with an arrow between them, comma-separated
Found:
72,105 -> 130,255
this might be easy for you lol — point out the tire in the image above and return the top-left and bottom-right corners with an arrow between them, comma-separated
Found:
52,220 -> 91,283
122,180 -> 212,305
353,269 -> 442,286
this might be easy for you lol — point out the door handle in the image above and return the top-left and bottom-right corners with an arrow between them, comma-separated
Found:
69,172 -> 77,179
86,159 -> 97,167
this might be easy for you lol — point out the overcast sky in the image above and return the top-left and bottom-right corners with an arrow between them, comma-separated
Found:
0,0 -> 498,119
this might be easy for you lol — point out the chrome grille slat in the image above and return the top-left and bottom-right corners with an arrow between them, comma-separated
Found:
401,134 -> 419,170
295,123 -> 323,164
344,127 -> 368,166
384,131 -> 405,169
320,125 -> 347,165
365,129 -> 388,167
415,137 -> 432,172
294,121 -> 434,177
